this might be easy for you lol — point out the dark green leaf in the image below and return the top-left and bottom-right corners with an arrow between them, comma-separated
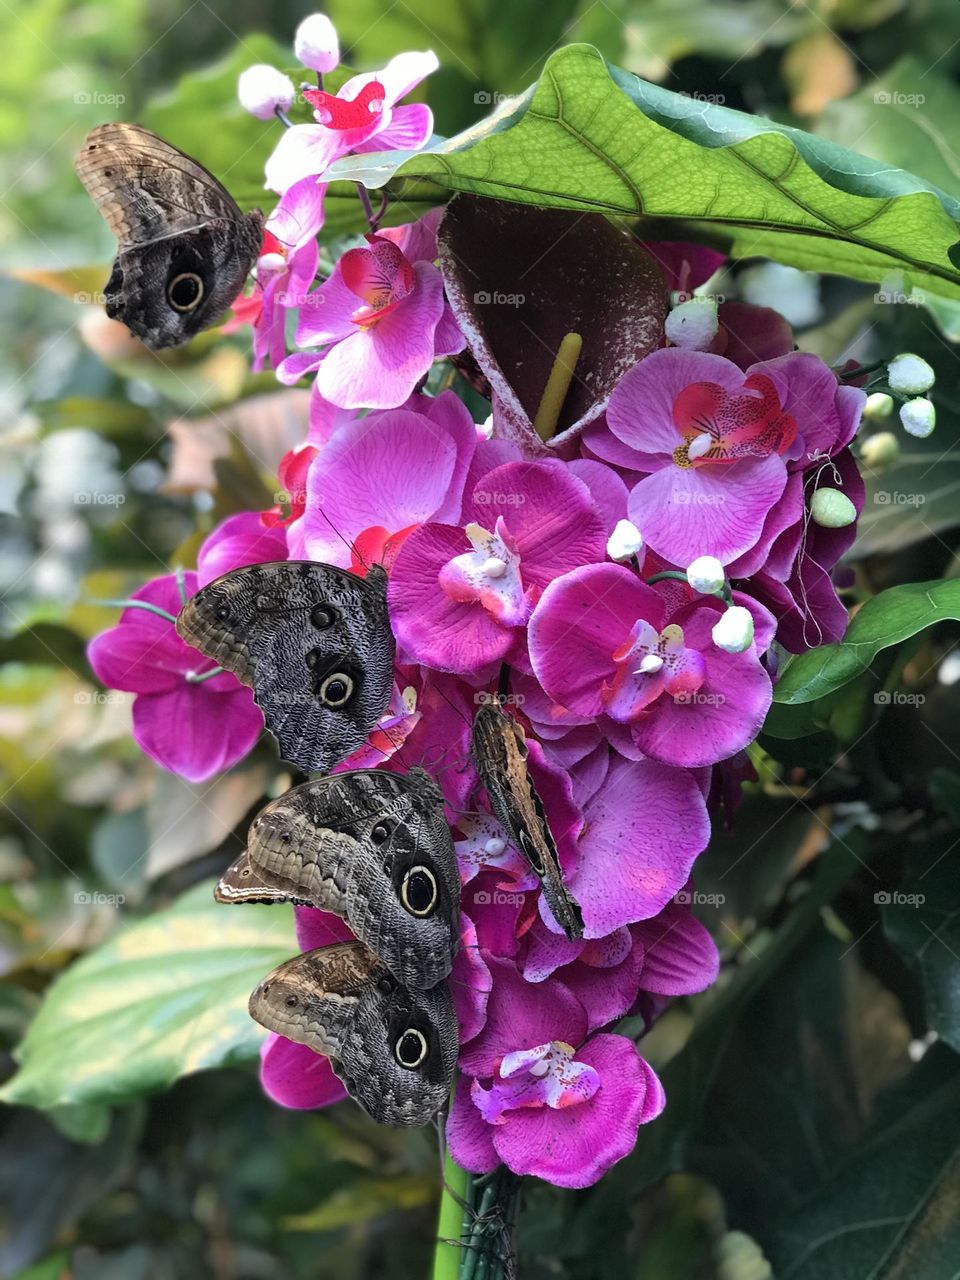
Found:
774,580 -> 960,705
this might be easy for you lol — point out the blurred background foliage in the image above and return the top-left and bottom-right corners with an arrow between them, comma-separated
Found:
3,0 -> 960,1276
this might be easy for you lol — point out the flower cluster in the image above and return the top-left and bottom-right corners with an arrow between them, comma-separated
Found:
86,13 -> 892,1188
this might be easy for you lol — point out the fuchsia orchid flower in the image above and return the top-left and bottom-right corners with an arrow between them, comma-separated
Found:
264,50 -> 439,192
279,210 -> 463,410
388,459 -> 607,673
242,176 -> 326,371
529,565 -> 773,769
87,573 -> 262,784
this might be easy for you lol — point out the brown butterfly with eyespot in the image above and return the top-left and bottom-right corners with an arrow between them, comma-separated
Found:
216,767 -> 461,990
471,697 -> 584,940
75,123 -> 263,348
176,560 -> 396,774
249,941 -> 459,1127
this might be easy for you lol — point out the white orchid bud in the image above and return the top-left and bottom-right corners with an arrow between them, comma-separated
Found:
607,519 -> 644,564
294,14 -> 340,73
810,487 -> 856,528
859,432 -> 900,467
712,606 -> 754,654
863,392 -> 894,421
887,353 -> 935,396
900,398 -> 936,439
686,555 -> 725,595
238,65 -> 296,120
665,296 -> 719,351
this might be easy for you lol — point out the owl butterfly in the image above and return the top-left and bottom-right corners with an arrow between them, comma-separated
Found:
472,699 -> 584,940
249,942 -> 458,1127
74,123 -> 263,349
176,561 -> 395,773
217,768 -> 460,990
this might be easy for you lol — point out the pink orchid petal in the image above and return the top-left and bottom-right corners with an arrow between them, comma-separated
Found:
488,1035 -> 663,1188
264,124 -> 345,192
352,102 -> 434,154
570,755 -> 710,936
316,263 -> 445,409
131,683 -> 262,783
633,902 -> 720,995
447,1074 -> 499,1173
294,906 -> 355,951
259,1033 -> 348,1109
196,512 -> 288,587
458,959 -> 586,1078
628,453 -> 788,566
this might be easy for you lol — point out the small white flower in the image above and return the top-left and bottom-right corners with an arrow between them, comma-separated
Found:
686,555 -> 725,595
900,397 -> 936,439
712,606 -> 754,654
665,296 -> 718,351
887,353 -> 935,396
238,65 -> 296,120
859,432 -> 899,467
810,487 -> 857,529
294,14 -> 340,73
607,519 -> 644,564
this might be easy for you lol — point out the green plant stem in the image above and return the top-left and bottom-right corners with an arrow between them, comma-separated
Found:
88,599 -> 178,623
432,1147 -> 469,1280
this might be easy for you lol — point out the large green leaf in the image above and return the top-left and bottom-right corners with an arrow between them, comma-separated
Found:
773,580 -> 960,705
883,841 -> 960,1054
330,44 -> 960,298
0,882 -> 295,1110
767,1046 -> 960,1279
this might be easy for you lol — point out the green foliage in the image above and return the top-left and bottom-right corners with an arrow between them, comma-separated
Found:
6,2 -> 960,1277
1,883 -> 295,1110
332,44 -> 960,299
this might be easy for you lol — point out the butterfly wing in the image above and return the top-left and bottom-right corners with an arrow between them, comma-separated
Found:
176,561 -> 396,773
75,123 -> 263,347
248,942 -> 458,1126
219,768 -> 460,989
472,702 -> 584,940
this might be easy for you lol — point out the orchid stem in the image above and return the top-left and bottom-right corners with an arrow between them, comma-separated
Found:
533,332 -> 582,442
274,106 -> 294,129
432,1147 -> 469,1280
355,182 -> 377,231
88,599 -> 178,624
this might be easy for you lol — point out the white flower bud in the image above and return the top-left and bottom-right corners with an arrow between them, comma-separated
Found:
686,555 -> 725,595
294,14 -> 340,73
238,65 -> 296,120
887,353 -> 935,396
810,487 -> 857,528
665,296 -> 719,351
863,392 -> 893,421
607,519 -> 644,564
900,397 -> 936,439
859,432 -> 900,468
712,606 -> 754,654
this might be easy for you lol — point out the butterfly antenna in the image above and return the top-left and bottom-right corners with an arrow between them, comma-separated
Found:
316,508 -> 370,571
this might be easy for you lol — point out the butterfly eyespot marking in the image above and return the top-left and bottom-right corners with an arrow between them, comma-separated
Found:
285,995 -> 298,1008
318,671 -> 354,708
401,866 -> 438,917
370,820 -> 393,845
279,831 -> 292,844
167,271 -> 204,312
377,974 -> 397,995
311,604 -> 337,630
395,1028 -> 429,1069
240,867 -> 251,877
214,603 -> 231,622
